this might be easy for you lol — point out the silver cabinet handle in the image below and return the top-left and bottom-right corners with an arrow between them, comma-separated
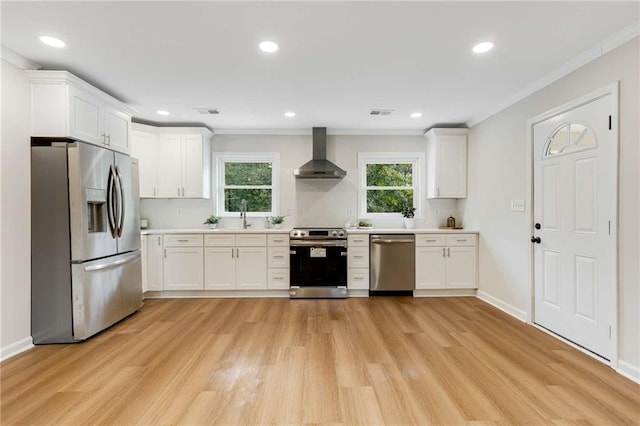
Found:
447,248 -> 450,257
157,236 -> 161,246
274,255 -> 284,259
442,248 -> 446,257
457,239 -> 467,242
177,239 -> 189,242
231,248 -> 234,258
426,239 -> 436,242
236,248 -> 240,258
353,276 -> 363,280
164,249 -> 167,258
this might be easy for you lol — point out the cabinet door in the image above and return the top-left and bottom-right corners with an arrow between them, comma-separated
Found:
268,269 -> 290,290
181,135 -> 205,198
415,247 -> 446,289
131,131 -> 158,198
147,234 -> 164,291
68,85 -> 103,146
437,136 -> 467,198
236,247 -> 267,289
104,105 -> 131,154
141,235 -> 148,292
348,268 -> 369,290
268,247 -> 289,268
348,247 -> 369,268
445,246 -> 477,289
156,134 -> 182,198
163,247 -> 203,290
204,247 -> 236,290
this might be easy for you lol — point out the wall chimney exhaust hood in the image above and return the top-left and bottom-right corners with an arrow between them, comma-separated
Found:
294,127 -> 346,179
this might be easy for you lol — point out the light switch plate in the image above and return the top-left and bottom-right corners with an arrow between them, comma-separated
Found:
510,200 -> 525,212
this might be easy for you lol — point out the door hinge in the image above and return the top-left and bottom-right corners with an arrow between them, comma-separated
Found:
608,115 -> 612,130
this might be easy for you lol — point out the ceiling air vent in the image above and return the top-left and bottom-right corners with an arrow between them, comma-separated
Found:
369,109 -> 394,116
194,108 -> 220,115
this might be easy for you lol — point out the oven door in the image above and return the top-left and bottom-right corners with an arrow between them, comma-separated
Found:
290,241 -> 347,287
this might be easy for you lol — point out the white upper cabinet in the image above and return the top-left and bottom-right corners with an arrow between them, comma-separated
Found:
27,71 -> 134,154
425,128 -> 469,198
131,124 -> 213,199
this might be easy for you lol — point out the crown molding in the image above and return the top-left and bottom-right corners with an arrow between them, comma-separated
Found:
467,20 -> 639,128
1,46 -> 40,70
213,128 -> 425,136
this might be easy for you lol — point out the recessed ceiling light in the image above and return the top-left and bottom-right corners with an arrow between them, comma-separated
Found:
410,112 -> 423,118
156,110 -> 170,116
472,42 -> 494,54
284,112 -> 296,118
259,41 -> 279,53
39,36 -> 65,48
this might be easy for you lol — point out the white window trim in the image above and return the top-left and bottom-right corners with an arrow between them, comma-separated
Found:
357,152 -> 424,219
216,153 -> 280,217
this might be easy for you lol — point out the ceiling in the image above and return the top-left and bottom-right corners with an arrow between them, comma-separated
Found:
2,1 -> 638,132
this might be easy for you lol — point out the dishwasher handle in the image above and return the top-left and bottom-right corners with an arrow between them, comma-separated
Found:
371,237 -> 415,244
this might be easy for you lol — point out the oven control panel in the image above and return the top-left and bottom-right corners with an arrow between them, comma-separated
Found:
290,228 -> 346,239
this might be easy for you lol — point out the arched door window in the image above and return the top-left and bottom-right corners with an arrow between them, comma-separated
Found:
543,122 -> 597,158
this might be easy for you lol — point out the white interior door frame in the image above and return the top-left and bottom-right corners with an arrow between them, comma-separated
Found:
524,82 -> 619,368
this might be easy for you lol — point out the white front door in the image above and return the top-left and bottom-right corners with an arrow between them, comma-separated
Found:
532,88 -> 617,360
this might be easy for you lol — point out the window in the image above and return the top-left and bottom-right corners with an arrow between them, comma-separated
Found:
544,122 -> 597,158
216,154 -> 279,216
358,153 -> 423,218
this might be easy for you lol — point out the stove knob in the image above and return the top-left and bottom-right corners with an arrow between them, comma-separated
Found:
331,230 -> 338,237
338,230 -> 345,237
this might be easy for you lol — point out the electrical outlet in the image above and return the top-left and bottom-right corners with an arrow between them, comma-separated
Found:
286,208 -> 291,215
434,208 -> 440,216
347,208 -> 354,217
176,208 -> 183,215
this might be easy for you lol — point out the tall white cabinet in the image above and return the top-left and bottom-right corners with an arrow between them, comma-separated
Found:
425,128 -> 469,199
131,124 -> 213,199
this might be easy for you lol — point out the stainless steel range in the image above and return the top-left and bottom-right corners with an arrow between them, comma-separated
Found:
289,227 -> 348,299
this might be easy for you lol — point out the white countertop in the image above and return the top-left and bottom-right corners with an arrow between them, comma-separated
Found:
142,227 -> 477,235
141,228 -> 292,235
346,228 -> 478,234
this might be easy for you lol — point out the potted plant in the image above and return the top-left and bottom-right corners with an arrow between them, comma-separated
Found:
204,215 -> 221,229
401,206 -> 416,229
268,215 -> 285,229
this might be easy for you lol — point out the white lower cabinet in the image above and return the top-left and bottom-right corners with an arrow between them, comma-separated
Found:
267,234 -> 290,289
415,234 -> 477,290
204,234 -> 267,290
146,234 -> 164,291
163,235 -> 204,290
347,235 -> 369,290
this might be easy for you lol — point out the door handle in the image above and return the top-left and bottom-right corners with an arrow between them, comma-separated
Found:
115,166 -> 125,237
107,165 -> 117,238
531,236 -> 541,244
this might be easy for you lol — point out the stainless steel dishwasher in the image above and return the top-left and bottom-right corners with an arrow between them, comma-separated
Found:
369,234 -> 415,293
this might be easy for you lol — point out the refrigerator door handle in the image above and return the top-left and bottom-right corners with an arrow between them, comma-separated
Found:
115,166 -> 125,237
83,251 -> 141,272
107,165 -> 117,238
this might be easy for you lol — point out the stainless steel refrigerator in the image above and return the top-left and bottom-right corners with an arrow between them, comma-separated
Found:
31,139 -> 143,343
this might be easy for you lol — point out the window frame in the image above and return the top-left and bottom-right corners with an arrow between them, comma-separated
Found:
358,152 -> 424,219
216,153 -> 280,217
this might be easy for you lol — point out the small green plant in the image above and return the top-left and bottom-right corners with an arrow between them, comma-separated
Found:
358,220 -> 372,227
204,215 -> 221,225
268,215 -> 285,225
401,206 -> 416,218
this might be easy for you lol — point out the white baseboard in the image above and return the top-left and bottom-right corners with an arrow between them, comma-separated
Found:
476,290 -> 527,322
617,360 -> 640,384
1,336 -> 34,362
144,290 -> 290,299
413,289 -> 476,298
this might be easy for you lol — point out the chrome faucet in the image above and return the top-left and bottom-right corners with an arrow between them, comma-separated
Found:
240,199 -> 251,229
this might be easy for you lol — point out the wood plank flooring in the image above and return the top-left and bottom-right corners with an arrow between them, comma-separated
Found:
1,297 -> 638,425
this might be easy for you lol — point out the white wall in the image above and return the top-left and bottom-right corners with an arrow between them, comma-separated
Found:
461,38 -> 639,376
0,59 -> 33,359
141,134 -> 458,230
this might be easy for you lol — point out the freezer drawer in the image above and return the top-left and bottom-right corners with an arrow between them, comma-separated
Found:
70,251 -> 143,341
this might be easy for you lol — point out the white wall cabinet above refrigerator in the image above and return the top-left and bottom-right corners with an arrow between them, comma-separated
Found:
131,124 -> 213,199
424,128 -> 469,199
27,70 -> 135,154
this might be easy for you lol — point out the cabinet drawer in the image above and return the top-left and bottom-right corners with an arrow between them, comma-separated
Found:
268,247 -> 290,268
236,234 -> 267,246
445,234 -> 477,246
268,234 -> 289,247
347,268 -> 369,290
268,269 -> 290,290
348,235 -> 369,247
163,234 -> 203,247
415,234 -> 445,246
348,247 -> 369,268
205,234 -> 236,247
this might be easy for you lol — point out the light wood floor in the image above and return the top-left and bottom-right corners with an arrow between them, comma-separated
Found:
1,297 -> 638,425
